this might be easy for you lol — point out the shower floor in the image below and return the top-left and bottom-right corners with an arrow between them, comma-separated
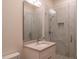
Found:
56,54 -> 74,59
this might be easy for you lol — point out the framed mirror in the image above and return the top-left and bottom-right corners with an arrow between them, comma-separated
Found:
23,1 -> 42,42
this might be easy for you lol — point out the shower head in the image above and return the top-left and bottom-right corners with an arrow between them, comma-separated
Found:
49,9 -> 56,17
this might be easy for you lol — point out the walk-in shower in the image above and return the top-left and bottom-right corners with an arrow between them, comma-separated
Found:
44,0 -> 76,59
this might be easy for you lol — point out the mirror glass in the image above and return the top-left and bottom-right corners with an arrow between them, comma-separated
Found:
23,2 -> 42,42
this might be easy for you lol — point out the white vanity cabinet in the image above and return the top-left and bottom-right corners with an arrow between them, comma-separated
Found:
23,41 -> 56,59
40,46 -> 56,59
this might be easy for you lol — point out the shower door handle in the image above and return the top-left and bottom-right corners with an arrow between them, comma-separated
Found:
70,35 -> 72,43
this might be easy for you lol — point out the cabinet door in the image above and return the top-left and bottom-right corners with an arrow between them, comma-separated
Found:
50,46 -> 56,59
40,48 -> 50,59
40,46 -> 56,59
40,56 -> 49,59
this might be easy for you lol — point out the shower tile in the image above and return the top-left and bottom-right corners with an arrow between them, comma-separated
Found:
56,54 -> 74,59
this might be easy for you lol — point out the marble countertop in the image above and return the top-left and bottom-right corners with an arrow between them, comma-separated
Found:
24,40 -> 56,51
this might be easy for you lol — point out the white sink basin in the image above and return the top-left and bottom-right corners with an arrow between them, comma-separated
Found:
24,41 -> 56,51
31,42 -> 49,48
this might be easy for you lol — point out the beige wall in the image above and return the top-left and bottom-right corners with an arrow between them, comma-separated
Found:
2,0 -> 23,56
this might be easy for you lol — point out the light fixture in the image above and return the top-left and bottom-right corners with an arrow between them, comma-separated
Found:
24,0 -> 41,7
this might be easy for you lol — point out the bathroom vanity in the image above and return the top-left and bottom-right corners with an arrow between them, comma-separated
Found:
23,41 -> 56,59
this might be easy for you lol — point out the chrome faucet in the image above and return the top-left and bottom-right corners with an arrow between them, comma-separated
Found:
36,36 -> 46,43
37,36 -> 41,44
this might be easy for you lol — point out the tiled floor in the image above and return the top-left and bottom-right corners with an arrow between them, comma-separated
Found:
56,54 -> 74,59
